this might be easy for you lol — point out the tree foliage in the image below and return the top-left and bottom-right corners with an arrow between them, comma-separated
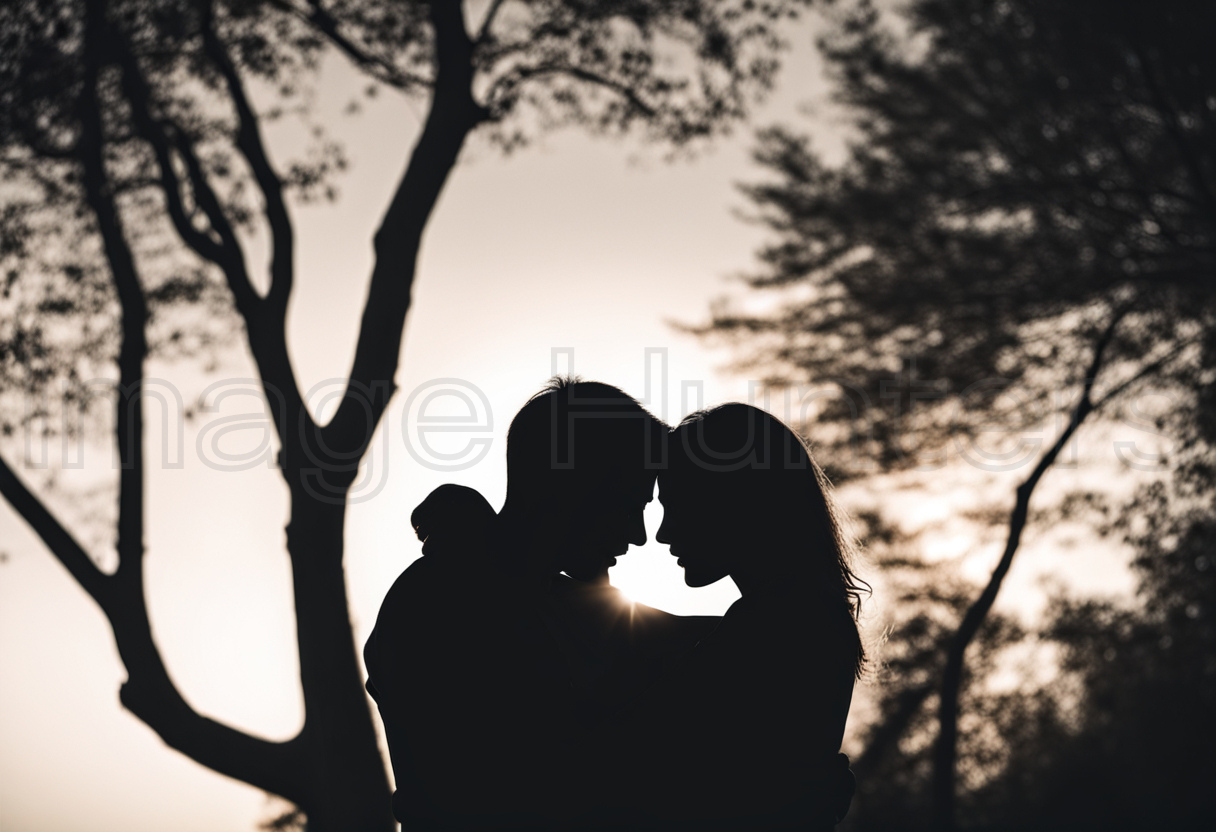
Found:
839,513 -> 1029,832
840,434 -> 1216,832
1012,420 -> 1216,831
705,0 -> 1214,471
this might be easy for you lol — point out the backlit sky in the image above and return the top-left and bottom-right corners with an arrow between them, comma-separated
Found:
0,14 -> 1146,832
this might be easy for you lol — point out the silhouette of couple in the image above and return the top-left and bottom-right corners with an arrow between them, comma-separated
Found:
365,379 -> 866,830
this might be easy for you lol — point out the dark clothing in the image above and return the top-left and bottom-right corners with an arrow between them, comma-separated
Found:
615,589 -> 857,830
365,554 -> 577,829
542,576 -> 719,722
365,553 -> 717,829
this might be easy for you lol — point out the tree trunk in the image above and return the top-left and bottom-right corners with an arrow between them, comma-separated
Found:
285,487 -> 395,831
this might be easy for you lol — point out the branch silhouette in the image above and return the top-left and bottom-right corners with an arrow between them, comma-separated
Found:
931,303 -> 1129,828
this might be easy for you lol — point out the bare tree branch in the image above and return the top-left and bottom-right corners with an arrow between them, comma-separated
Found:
200,0 -> 294,317
264,0 -> 432,91
930,302 -> 1129,829
113,603 -> 307,802
309,0 -> 431,90
321,0 -> 488,468
7,0 -> 309,804
79,0 -> 146,580
0,452 -> 305,798
115,42 -> 227,267
1092,336 -> 1200,410
165,119 -> 260,315
111,29 -> 258,318
476,0 -> 509,44
156,0 -> 309,449
486,63 -> 660,119
0,452 -> 110,607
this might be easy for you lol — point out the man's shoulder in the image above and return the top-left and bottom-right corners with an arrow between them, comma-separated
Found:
383,552 -> 491,601
366,555 -> 502,670
373,555 -> 484,638
384,554 -> 439,595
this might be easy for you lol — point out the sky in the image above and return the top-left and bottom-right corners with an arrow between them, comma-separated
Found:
0,9 -> 1152,832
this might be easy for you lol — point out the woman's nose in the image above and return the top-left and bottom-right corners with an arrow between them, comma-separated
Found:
628,510 -> 647,546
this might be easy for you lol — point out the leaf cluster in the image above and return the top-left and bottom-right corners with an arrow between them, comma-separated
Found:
699,0 -> 1216,474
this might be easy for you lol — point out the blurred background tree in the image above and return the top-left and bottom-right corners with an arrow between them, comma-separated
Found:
840,439 -> 1215,831
0,1 -> 822,828
698,0 -> 1215,828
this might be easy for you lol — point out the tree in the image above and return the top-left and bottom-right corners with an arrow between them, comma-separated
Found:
837,448 -> 1216,832
0,1 -> 819,828
696,0 -> 1216,826
838,512 -> 1030,832
952,424 -> 1216,832
999,398 -> 1216,831
1026,446 -> 1216,831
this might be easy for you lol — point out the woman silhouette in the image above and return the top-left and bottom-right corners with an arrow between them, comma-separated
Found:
615,403 -> 866,831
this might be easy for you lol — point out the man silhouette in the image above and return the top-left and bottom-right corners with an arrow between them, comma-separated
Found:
364,378 -> 716,830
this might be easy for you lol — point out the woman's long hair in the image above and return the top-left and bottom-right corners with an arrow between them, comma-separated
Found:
672,403 -> 869,677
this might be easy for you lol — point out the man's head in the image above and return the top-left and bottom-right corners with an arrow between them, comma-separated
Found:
504,377 -> 666,583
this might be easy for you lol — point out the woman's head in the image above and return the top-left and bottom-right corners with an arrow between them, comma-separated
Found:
656,403 -> 867,673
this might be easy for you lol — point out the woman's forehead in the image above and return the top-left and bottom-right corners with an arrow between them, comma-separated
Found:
657,464 -> 711,492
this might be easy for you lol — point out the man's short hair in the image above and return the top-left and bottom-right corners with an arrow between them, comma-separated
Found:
505,377 -> 666,505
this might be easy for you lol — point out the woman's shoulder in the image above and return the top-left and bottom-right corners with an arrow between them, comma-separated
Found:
722,591 -> 853,634
711,594 -> 858,674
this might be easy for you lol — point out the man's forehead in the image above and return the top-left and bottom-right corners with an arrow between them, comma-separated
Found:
631,471 -> 658,499
657,465 -> 711,496
586,466 -> 655,496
